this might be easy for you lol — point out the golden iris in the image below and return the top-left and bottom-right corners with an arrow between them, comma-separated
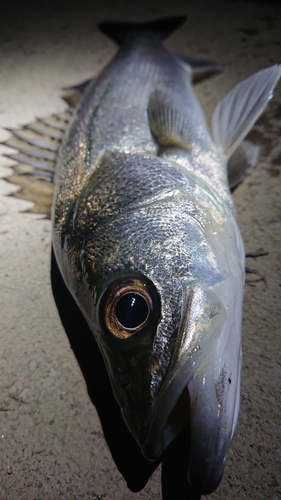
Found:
105,279 -> 153,339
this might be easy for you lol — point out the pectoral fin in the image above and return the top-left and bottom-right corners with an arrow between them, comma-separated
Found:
147,89 -> 192,150
212,65 -> 281,157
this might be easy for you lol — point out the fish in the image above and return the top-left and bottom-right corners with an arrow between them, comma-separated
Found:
3,16 -> 280,497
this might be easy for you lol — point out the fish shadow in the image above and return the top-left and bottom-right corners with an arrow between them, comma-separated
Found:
51,248 -> 200,500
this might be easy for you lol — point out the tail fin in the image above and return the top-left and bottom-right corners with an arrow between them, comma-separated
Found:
98,16 -> 186,45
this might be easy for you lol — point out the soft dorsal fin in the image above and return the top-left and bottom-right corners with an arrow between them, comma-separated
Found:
98,16 -> 186,45
212,65 -> 281,158
174,54 -> 222,83
147,89 -> 191,150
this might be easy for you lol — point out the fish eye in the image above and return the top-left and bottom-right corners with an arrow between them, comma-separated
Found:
104,279 -> 154,339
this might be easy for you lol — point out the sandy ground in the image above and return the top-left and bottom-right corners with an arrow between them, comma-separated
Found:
0,1 -> 281,499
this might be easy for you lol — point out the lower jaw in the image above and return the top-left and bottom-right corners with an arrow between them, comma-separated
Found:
141,386 -> 190,461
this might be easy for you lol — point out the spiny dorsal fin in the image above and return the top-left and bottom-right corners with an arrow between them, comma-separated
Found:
6,169 -> 54,216
212,65 -> 281,158
25,122 -> 64,139
62,78 -> 95,107
3,110 -> 72,174
62,78 -> 93,95
98,16 -> 186,45
3,109 -> 73,215
147,89 -> 191,150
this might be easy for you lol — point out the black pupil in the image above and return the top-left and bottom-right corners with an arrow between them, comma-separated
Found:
115,293 -> 149,330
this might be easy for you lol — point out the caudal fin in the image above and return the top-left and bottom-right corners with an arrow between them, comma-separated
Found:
98,16 -> 186,45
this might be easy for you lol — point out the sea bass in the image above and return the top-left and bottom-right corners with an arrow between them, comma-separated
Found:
6,16 -> 280,496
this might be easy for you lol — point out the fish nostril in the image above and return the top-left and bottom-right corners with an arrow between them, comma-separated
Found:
119,372 -> 130,387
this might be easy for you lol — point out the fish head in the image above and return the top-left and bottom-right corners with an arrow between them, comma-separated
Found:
61,150 -> 243,494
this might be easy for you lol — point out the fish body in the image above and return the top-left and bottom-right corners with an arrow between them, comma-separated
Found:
49,18 -> 281,495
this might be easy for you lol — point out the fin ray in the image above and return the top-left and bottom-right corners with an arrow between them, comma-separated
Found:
2,110 -> 68,215
212,65 -> 281,157
5,128 -> 59,151
54,111 -> 73,121
37,113 -> 71,130
147,89 -> 191,150
25,122 -> 64,139
7,170 -> 53,215
3,137 -> 57,160
4,153 -> 55,172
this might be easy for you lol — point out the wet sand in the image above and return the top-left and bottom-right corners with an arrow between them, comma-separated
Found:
0,1 -> 280,498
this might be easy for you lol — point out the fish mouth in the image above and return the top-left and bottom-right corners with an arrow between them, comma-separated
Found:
137,373 -> 227,495
139,283 -> 226,462
126,284 -> 231,494
99,281 -> 233,494
141,385 -> 190,461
